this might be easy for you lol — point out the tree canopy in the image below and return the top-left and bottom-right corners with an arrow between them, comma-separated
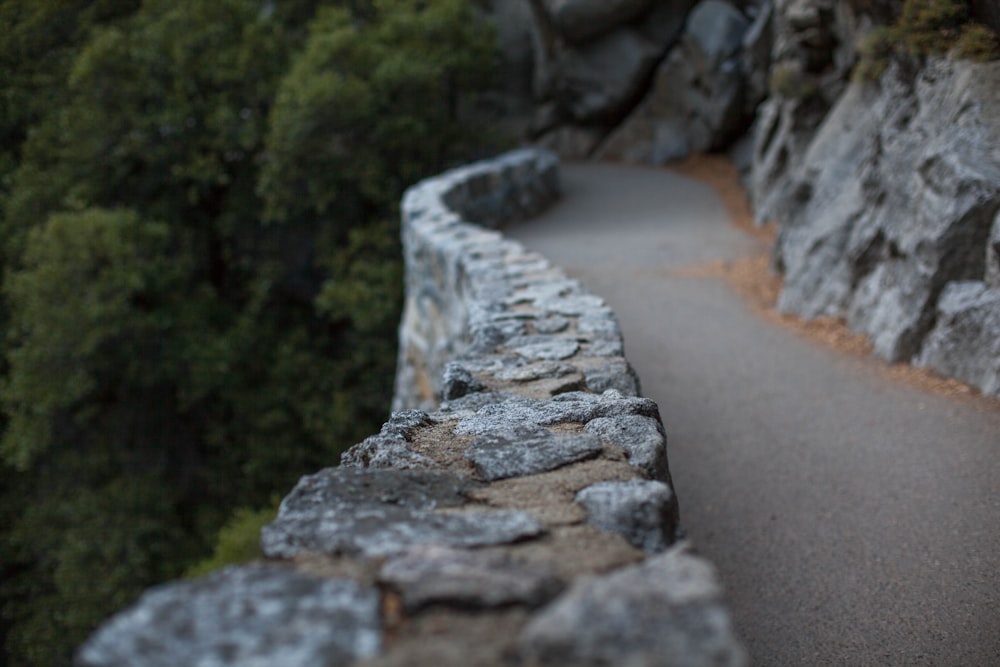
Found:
0,1 -> 502,664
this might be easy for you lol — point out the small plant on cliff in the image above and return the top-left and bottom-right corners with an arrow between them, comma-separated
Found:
955,22 -> 1000,60
769,60 -> 819,99
853,0 -> 999,82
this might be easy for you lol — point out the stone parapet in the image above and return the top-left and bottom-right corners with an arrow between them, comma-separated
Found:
77,149 -> 745,667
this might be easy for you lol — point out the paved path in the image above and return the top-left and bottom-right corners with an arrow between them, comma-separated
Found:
505,163 -> 1000,666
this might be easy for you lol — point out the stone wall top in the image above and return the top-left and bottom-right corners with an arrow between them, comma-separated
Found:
77,149 -> 745,667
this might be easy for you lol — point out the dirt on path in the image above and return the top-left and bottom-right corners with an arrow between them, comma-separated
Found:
505,160 -> 1000,666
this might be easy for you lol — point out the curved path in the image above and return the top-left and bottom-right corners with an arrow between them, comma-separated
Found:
505,163 -> 1000,666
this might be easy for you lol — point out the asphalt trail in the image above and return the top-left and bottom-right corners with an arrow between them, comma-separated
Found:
505,163 -> 1000,666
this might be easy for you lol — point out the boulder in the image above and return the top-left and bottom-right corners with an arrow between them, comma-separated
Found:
548,28 -> 662,124
595,0 -> 750,163
543,0 -> 657,44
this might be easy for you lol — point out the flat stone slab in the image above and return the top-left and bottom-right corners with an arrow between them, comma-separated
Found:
453,391 -> 659,436
576,480 -> 678,553
508,335 -> 581,361
465,425 -> 603,481
520,546 -> 747,666
584,415 -> 668,481
76,566 -> 380,667
261,468 -> 545,558
379,546 -> 564,612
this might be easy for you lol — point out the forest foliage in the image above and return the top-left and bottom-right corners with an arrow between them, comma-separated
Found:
0,1 -> 503,664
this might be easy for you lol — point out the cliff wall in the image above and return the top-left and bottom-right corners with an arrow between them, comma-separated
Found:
489,0 -> 1000,397
76,149 -> 746,667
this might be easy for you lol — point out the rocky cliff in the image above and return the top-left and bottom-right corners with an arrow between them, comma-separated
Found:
489,0 -> 999,397
76,149 -> 746,667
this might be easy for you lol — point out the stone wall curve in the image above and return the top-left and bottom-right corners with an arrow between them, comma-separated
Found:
76,149 -> 745,667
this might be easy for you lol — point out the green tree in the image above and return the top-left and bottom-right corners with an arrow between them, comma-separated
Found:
0,1 -> 501,664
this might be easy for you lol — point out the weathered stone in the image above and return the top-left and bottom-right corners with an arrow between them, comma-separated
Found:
582,338 -> 626,357
495,361 -> 577,383
987,211 -> 1000,289
534,314 -> 571,334
442,362 -> 487,401
535,125 -> 605,160
584,360 -> 642,397
549,28 -> 661,124
584,415 -> 668,481
596,1 -> 749,163
379,546 -> 564,611
576,480 -> 678,552
465,425 -> 603,481
453,392 -> 659,437
340,411 -> 439,470
687,0 -> 750,66
916,282 -> 1000,397
76,566 -> 380,667
520,545 -> 747,666
577,310 -> 620,337
770,59 -> 1000,362
507,334 -> 581,360
261,468 -> 544,558
543,0 -> 656,44
637,0 -> 697,48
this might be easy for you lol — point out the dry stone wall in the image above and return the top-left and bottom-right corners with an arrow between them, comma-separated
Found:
76,149 -> 746,667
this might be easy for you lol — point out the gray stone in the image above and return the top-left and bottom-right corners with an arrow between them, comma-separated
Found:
585,415 -> 668,481
543,0 -> 656,44
582,338 -> 626,357
442,362 -> 487,401
379,545 -> 564,611
453,392 -> 660,437
916,282 -> 1000,397
770,59 -> 1000,362
987,211 -> 1000,289
340,411 -> 439,470
686,0 -> 750,67
520,545 -> 747,666
495,361 -> 578,383
583,360 -> 642,397
549,28 -> 661,123
576,480 -> 678,552
465,425 -> 604,481
261,468 -> 545,558
534,315 -> 571,334
507,334 -> 581,360
535,125 -> 605,160
596,3 -> 748,164
76,566 -> 380,667
637,0 -> 698,48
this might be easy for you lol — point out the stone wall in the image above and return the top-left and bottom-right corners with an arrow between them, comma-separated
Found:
76,149 -> 746,667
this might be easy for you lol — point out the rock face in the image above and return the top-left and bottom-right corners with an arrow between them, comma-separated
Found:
755,56 -> 1000,393
78,149 -> 744,666
597,0 -> 752,163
